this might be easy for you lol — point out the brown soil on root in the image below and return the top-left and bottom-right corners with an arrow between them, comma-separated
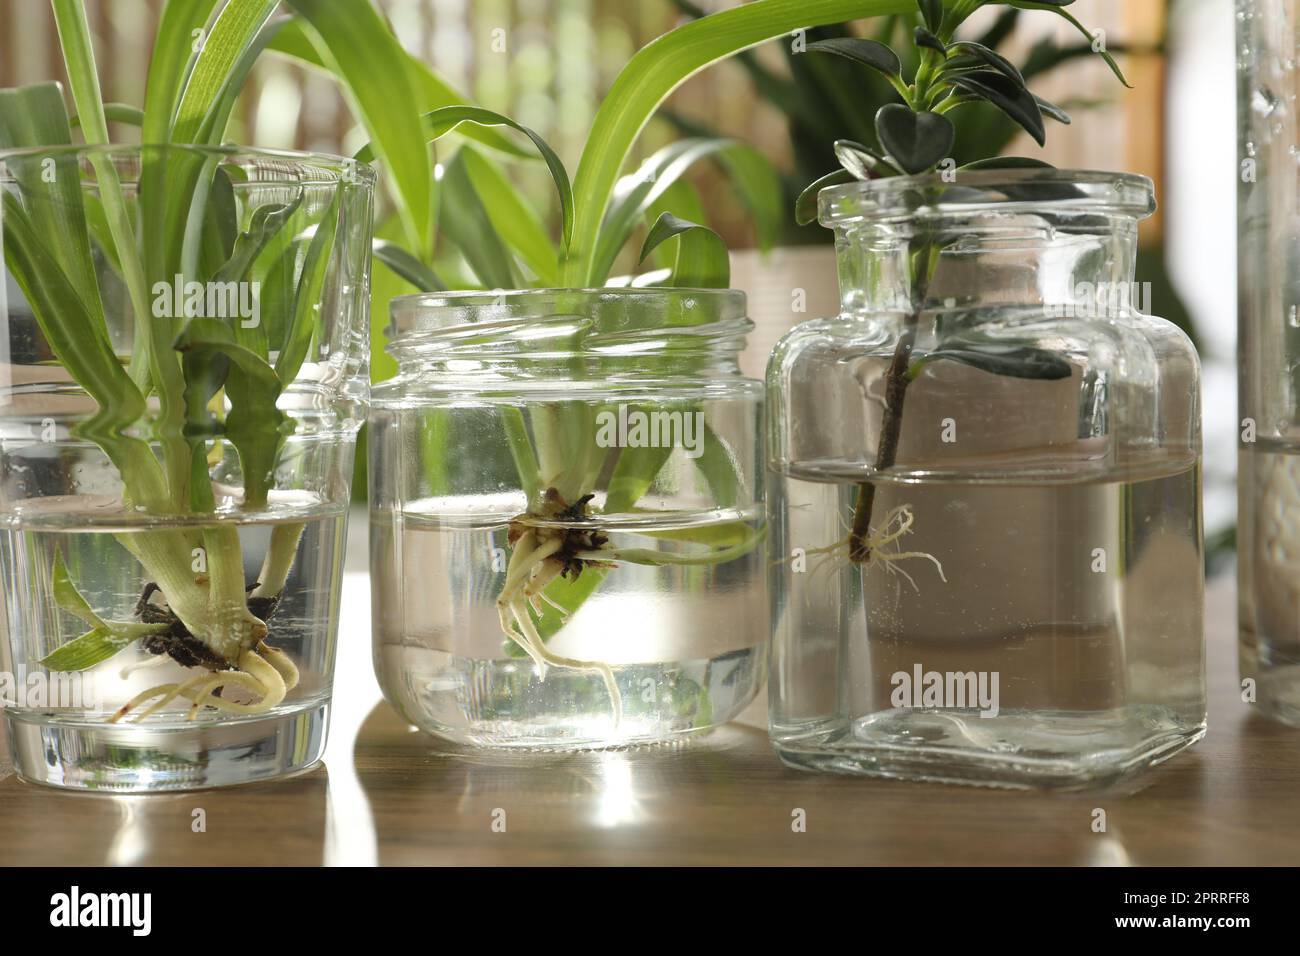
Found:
133,582 -> 280,670
508,488 -> 611,580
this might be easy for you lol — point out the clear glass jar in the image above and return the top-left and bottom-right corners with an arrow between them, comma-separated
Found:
0,146 -> 374,790
767,169 -> 1205,789
1237,0 -> 1300,725
369,289 -> 766,749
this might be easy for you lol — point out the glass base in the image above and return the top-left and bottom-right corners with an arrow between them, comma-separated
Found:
772,708 -> 1205,791
4,702 -> 329,792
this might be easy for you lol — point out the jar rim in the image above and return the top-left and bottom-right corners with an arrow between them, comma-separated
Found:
818,168 -> 1155,225
0,143 -> 376,187
389,287 -> 746,338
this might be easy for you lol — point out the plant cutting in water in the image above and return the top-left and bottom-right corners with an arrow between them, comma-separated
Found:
793,0 -> 1128,577
0,0 -> 374,721
290,0 -> 946,723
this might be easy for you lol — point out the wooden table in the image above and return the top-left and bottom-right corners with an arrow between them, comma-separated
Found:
0,563 -> 1294,867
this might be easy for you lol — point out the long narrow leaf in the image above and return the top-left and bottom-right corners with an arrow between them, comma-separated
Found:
563,0 -> 913,285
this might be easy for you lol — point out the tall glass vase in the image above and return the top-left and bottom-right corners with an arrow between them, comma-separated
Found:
1238,0 -> 1300,724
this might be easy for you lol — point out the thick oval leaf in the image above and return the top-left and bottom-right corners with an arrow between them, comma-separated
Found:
874,104 -> 955,174
948,70 -> 1046,146
913,27 -> 946,55
797,168 -> 856,226
1034,93 -> 1072,125
834,139 -> 901,180
638,213 -> 730,289
806,37 -> 902,77
909,344 -> 1073,381
948,40 -> 1025,85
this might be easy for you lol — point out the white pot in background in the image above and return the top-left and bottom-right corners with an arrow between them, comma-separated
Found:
730,245 -> 840,380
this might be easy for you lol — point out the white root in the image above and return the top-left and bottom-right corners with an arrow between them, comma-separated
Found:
779,504 -> 947,591
110,645 -> 295,723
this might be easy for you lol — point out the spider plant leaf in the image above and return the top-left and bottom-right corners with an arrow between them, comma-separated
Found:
437,152 -> 521,290
373,239 -> 445,293
71,103 -> 144,129
606,442 -> 674,515
917,0 -> 943,32
356,105 -> 573,253
564,0 -> 916,286
267,17 -> 530,160
40,623 -> 166,672
459,145 -> 560,285
283,0 -> 433,258
197,166 -> 238,280
174,318 -> 290,509
948,70 -> 1046,146
874,104 -> 955,174
1008,1 -> 1131,87
643,179 -> 706,271
274,191 -> 340,385
52,549 -> 106,630
948,40 -> 1025,85
796,168 -> 856,226
913,27 -> 946,55
594,138 -> 780,283
143,0 -> 221,143
214,194 -> 303,286
908,344 -> 1073,381
169,0 -> 279,144
806,37 -> 902,77
693,423 -> 743,508
50,0 -> 113,143
638,213 -> 729,289
0,84 -> 102,305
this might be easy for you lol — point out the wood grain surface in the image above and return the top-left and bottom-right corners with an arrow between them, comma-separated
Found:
0,576 -> 1294,866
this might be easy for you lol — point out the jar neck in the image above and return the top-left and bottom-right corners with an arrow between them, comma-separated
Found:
832,212 -> 1143,317
385,289 -> 750,382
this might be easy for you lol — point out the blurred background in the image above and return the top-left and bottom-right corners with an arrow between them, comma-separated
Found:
0,0 -> 1238,561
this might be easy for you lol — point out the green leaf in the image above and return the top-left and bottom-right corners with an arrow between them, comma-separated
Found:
268,16 -> 530,160
948,70 -> 1046,146
40,624 -> 164,672
52,550 -> 105,629
913,27 -> 946,55
50,0 -> 113,144
563,0 -> 915,285
169,0 -> 279,144
356,105 -> 573,253
459,145 -> 560,285
593,138 -> 779,284
1033,93 -> 1072,125
142,0 -> 222,143
796,168 -> 856,226
213,195 -> 304,288
638,213 -> 730,289
908,344 -> 1074,381
948,40 -> 1025,85
806,37 -> 902,77
283,0 -> 433,258
71,102 -> 144,128
373,239 -> 445,293
275,191 -> 340,385
874,104 -> 955,174
917,0 -> 943,32
1008,1 -> 1131,87
833,139 -> 902,180
437,152 -> 521,289
174,318 -> 290,509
